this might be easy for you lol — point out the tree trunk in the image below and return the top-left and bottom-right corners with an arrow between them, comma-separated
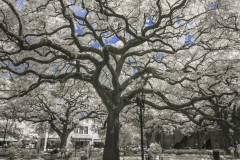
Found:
103,111 -> 120,160
146,132 -> 153,149
3,119 -> 8,149
220,128 -> 233,154
123,146 -> 126,156
60,134 -> 68,158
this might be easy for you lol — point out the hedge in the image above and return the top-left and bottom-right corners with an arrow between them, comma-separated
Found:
163,149 -> 226,155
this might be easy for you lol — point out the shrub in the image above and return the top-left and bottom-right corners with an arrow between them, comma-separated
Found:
163,149 -> 226,156
21,149 -> 31,157
213,149 -> 226,155
147,143 -> 162,154
30,149 -> 38,157
92,148 -> 102,153
19,149 -> 39,159
0,149 -> 7,156
10,141 -> 22,149
5,147 -> 17,159
164,149 -> 208,155
31,154 -> 39,158
51,139 -> 61,148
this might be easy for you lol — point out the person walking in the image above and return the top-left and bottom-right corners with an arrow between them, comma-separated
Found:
237,144 -> 240,158
229,144 -> 235,159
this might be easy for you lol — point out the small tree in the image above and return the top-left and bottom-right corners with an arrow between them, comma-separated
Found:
121,106 -> 197,148
119,125 -> 140,156
5,81 -> 105,156
148,142 -> 162,155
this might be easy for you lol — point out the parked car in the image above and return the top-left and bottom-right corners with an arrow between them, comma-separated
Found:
143,145 -> 147,150
162,147 -> 172,152
183,147 -> 192,149
132,145 -> 140,149
50,148 -> 59,154
130,145 -> 141,154
131,145 -> 147,150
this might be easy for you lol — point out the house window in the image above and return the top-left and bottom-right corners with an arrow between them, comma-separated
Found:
94,142 -> 104,148
84,126 -> 88,134
73,128 -> 78,134
79,128 -> 84,134
76,141 -> 84,149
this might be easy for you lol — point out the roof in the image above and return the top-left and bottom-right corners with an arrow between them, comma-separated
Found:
71,134 -> 92,141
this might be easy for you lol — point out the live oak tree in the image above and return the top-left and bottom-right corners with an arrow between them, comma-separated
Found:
151,46 -> 240,150
6,79 -> 104,154
0,0 -> 240,159
186,57 -> 240,150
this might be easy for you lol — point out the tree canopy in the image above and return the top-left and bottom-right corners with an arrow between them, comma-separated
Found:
1,0 -> 240,159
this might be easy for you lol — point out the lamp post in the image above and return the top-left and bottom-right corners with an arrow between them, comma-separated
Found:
44,123 -> 49,152
204,140 -> 206,149
136,93 -> 145,160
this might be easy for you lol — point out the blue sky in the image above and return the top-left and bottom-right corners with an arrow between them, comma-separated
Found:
16,0 -> 26,8
146,17 -> 154,26
72,6 -> 122,48
72,7 -> 155,49
185,35 -> 195,45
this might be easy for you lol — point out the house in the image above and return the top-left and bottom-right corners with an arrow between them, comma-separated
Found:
36,119 -> 103,150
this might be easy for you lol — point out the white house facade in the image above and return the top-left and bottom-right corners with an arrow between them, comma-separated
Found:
36,119 -> 103,150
